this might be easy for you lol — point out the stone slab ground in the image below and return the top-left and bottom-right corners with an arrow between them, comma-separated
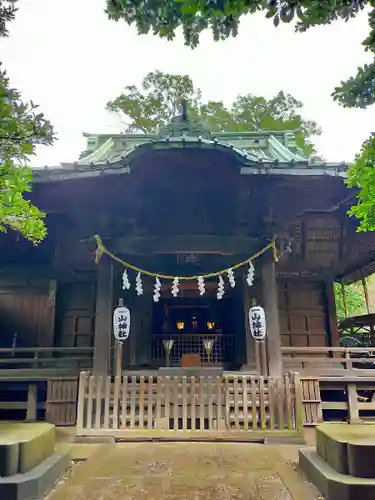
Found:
48,442 -> 320,500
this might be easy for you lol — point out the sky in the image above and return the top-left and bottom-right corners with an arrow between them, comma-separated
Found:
1,0 -> 375,167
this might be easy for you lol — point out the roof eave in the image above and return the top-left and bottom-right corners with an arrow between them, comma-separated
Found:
33,163 -> 347,184
240,166 -> 347,177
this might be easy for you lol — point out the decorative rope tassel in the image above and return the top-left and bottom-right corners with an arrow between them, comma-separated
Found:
122,270 -> 131,290
135,272 -> 143,295
153,277 -> 161,302
217,275 -> 225,300
246,262 -> 255,287
197,276 -> 205,296
171,277 -> 180,297
227,268 -> 236,288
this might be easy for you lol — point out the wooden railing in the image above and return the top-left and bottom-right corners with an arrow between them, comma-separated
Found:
76,372 -> 303,438
0,347 -> 93,374
282,347 -> 375,376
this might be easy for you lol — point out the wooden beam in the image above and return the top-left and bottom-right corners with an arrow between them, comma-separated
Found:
262,257 -> 283,377
93,260 -> 114,376
110,235 -> 264,255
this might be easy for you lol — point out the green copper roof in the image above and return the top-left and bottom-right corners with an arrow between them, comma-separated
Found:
32,127 -> 348,183
77,130 -> 309,166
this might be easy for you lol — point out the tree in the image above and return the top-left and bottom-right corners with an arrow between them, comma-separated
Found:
107,71 -> 321,155
105,1 -> 375,230
334,282 -> 366,320
0,1 -> 54,244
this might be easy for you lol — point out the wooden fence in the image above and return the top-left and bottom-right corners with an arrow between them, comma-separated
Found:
299,376 -> 375,426
76,372 -> 303,439
282,347 -> 375,376
0,376 -> 79,426
318,376 -> 375,424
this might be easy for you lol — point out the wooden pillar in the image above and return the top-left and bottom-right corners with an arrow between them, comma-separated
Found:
46,279 -> 57,347
243,278 -> 253,367
362,277 -> 370,314
93,260 -> 114,376
262,257 -> 283,377
325,281 -> 340,347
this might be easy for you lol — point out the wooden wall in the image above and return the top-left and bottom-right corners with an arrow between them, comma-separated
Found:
278,281 -> 331,348
0,277 -> 55,348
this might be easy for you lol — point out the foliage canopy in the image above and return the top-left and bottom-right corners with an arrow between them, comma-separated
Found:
0,1 -> 54,244
107,70 -> 321,156
105,1 -> 371,108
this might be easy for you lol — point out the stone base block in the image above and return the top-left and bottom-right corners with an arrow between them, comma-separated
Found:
300,447 -> 375,500
0,422 -> 55,477
0,449 -> 71,500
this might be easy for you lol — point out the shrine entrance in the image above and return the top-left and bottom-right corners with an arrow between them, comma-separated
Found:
150,290 -> 239,370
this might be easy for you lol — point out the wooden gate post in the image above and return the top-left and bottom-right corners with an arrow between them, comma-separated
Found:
262,257 -> 283,377
76,371 -> 89,434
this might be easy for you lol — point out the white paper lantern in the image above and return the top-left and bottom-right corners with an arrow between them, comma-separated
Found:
113,306 -> 130,341
249,305 -> 266,341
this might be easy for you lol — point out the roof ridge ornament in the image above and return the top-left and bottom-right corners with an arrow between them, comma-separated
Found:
158,99 -> 212,139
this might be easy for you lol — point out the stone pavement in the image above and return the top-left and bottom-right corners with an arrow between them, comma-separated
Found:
49,442 -> 320,500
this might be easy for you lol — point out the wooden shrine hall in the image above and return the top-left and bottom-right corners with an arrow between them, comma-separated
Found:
0,114 -> 374,384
